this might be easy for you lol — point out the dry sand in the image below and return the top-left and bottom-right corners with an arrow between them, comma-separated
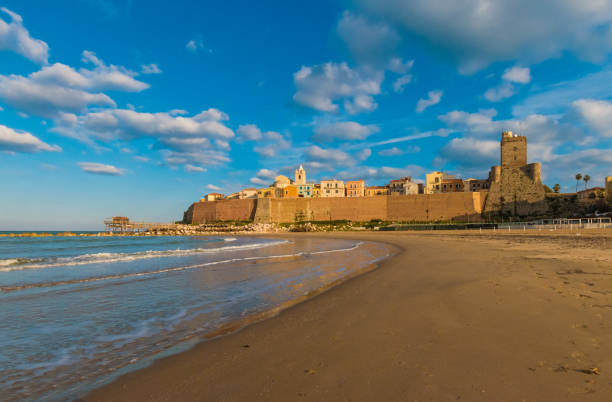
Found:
86,230 -> 612,401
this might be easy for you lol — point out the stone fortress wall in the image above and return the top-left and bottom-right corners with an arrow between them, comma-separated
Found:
185,192 -> 486,224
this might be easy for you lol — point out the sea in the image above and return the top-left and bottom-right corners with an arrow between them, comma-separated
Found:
0,233 -> 391,401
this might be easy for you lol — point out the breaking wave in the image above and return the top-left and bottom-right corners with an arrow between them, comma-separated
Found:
0,239 -> 288,272
0,242 -> 363,292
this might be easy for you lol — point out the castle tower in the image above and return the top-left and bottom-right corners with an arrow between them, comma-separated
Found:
484,131 -> 546,216
501,131 -> 527,168
295,164 -> 306,185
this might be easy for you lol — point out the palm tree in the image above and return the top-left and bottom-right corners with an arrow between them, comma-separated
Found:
575,173 -> 582,193
553,183 -> 561,193
584,175 -> 590,190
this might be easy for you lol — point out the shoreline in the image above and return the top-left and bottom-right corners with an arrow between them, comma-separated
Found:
86,230 -> 611,400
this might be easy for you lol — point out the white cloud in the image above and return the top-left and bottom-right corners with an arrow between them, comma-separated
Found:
206,184 -> 222,191
55,108 -> 234,142
378,146 -> 403,156
484,66 -> 531,102
352,0 -> 612,73
251,130 -> 291,157
436,137 -> 499,168
162,149 -> 230,167
133,155 -> 149,162
392,74 -> 412,93
0,53 -> 149,118
141,63 -> 162,74
484,82 -> 517,102
185,164 -> 206,173
293,62 -> 382,114
249,177 -> 269,186
186,37 -> 205,53
572,99 -> 612,137
0,106 -> 3,111
0,123 -> 61,153
357,148 -> 371,161
502,66 -> 531,84
0,72 -> 116,118
305,145 -> 355,166
237,124 -> 262,141
78,162 -> 124,176
313,121 -> 379,142
0,7 -> 49,64
416,90 -> 442,113
256,168 -> 277,179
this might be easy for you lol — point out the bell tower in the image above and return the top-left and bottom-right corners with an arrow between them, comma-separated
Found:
295,164 -> 306,185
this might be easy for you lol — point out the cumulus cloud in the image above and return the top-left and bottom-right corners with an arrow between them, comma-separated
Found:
78,162 -> 124,176
305,145 -> 355,167
435,137 -> 499,168
502,66 -> 531,84
484,66 -> 531,102
185,164 -> 206,172
313,121 -> 379,142
0,53 -> 149,118
237,124 -> 262,141
249,177 -> 269,186
351,0 -> 612,74
54,108 -> 234,142
255,168 -> 277,179
0,123 -> 61,153
141,63 -> 162,74
392,74 -> 412,93
484,83 -> 517,102
0,72 -> 116,118
250,129 -> 291,157
293,62 -> 382,114
572,99 -> 612,137
378,146 -> 403,156
0,7 -> 49,64
416,90 -> 443,113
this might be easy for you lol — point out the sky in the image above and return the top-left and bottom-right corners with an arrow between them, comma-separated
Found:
1,0 -> 612,230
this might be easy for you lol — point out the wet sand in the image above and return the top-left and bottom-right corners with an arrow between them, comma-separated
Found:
86,230 -> 612,401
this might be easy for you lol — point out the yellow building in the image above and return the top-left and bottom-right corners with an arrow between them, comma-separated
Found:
312,184 -> 321,198
257,188 -> 276,198
282,184 -> 299,198
365,186 -> 388,196
425,171 -> 455,194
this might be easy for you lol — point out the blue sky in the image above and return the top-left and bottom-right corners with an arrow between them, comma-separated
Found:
1,0 -> 612,230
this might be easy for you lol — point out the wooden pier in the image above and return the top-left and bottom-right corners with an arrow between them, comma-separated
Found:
104,216 -> 177,233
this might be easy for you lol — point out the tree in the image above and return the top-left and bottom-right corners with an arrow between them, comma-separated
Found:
553,183 -> 561,193
575,173 -> 582,193
584,174 -> 590,190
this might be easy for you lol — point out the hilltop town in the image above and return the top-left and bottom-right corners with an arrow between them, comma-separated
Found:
184,131 -> 612,226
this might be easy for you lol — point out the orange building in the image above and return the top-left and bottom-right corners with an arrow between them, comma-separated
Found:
346,180 -> 365,197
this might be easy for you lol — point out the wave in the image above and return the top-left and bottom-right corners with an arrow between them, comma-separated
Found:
0,242 -> 363,293
0,240 -> 288,272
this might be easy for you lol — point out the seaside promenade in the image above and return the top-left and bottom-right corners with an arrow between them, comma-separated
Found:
87,230 -> 612,401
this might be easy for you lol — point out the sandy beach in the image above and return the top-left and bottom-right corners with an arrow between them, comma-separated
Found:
86,230 -> 612,401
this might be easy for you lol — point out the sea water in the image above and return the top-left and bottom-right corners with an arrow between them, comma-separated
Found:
0,234 -> 390,401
